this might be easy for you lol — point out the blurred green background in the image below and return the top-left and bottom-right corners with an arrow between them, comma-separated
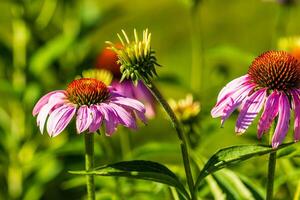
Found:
1,0 -> 300,199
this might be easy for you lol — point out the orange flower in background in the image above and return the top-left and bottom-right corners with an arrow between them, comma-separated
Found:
95,43 -> 156,118
95,43 -> 123,77
278,36 -> 300,61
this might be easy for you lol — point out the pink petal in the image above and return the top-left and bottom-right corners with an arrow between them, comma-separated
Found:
235,89 -> 266,134
217,75 -> 251,101
272,92 -> 290,148
76,106 -> 93,134
211,82 -> 255,127
88,105 -> 103,133
36,93 -> 67,134
46,104 -> 76,137
291,90 -> 300,141
32,90 -> 65,116
211,83 -> 254,119
111,96 -> 145,113
110,96 -> 146,123
257,91 -> 280,139
98,104 -> 118,136
109,103 -> 137,129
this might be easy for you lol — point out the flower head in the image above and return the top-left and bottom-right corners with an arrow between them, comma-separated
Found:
169,94 -> 200,123
33,78 -> 146,137
211,50 -> 300,148
94,43 -> 157,118
107,29 -> 160,85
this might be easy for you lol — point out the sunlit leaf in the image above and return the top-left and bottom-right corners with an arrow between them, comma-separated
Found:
195,143 -> 294,189
69,160 -> 190,199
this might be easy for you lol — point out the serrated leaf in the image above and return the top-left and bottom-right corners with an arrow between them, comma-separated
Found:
195,143 -> 294,189
69,160 -> 190,199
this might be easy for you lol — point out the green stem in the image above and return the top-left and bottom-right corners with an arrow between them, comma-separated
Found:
266,123 -> 276,200
266,152 -> 277,200
147,81 -> 195,200
85,133 -> 95,200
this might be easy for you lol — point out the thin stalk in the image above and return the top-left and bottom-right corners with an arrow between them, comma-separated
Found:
266,151 -> 277,200
147,81 -> 195,200
85,133 -> 95,200
266,123 -> 276,200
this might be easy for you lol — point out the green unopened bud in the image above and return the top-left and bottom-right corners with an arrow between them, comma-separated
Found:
107,29 -> 160,85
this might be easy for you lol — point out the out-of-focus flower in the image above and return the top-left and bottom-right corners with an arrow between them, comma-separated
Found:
81,69 -> 113,86
278,36 -> 300,61
32,78 -> 146,137
95,40 -> 157,118
107,29 -> 160,85
211,50 -> 300,148
169,94 -> 200,123
169,94 -> 201,149
96,43 -> 123,77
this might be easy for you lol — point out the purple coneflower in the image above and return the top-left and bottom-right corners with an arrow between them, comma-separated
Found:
211,50 -> 300,148
32,78 -> 146,137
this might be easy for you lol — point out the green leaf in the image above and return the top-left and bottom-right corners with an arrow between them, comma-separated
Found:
195,143 -> 294,189
69,160 -> 190,199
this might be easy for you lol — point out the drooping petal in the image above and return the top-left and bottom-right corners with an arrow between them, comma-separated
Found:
32,90 -> 65,116
217,75 -> 251,101
46,104 -> 76,137
76,105 -> 93,134
110,96 -> 146,123
272,92 -> 290,148
211,83 -> 255,119
36,93 -> 67,134
211,82 -> 255,126
98,104 -> 118,136
235,89 -> 266,134
88,105 -> 103,133
291,89 -> 300,141
257,91 -> 280,139
109,103 -> 137,129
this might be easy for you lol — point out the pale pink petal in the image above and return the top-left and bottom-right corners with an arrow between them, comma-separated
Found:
217,75 -> 251,101
109,103 -> 137,129
257,91 -> 280,139
235,89 -> 266,134
88,105 -> 103,133
110,96 -> 145,113
272,92 -> 290,148
211,83 -> 255,121
36,93 -> 67,134
76,106 -> 93,134
46,104 -> 76,137
291,89 -> 300,141
98,104 -> 118,136
32,90 -> 65,116
110,96 -> 146,123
